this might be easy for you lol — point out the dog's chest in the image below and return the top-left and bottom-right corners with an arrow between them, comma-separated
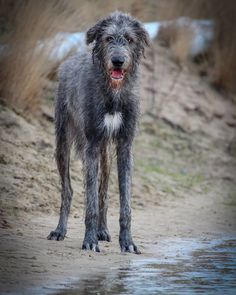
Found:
103,112 -> 122,137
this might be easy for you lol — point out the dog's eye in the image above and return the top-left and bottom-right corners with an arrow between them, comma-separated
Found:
106,36 -> 113,42
125,35 -> 133,44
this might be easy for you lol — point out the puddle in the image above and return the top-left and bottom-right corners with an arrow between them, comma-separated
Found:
16,238 -> 235,295
52,238 -> 236,295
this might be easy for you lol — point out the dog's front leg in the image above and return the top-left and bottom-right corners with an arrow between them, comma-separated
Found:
82,144 -> 100,252
117,140 -> 140,254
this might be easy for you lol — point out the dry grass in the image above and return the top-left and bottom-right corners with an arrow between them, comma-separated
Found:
208,1 -> 236,93
157,18 -> 196,64
0,1 -> 85,113
185,0 -> 236,94
157,0 -> 236,94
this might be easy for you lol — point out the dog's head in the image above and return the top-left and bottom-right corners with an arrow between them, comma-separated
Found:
86,11 -> 150,89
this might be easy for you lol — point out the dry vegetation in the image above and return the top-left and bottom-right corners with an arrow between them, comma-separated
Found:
0,0 -> 160,114
0,0 -> 83,113
207,1 -> 236,93
0,0 -> 235,114
164,0 -> 236,95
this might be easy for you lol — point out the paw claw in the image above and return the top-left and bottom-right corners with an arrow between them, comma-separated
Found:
128,245 -> 134,253
82,242 -> 100,252
82,232 -> 100,252
92,244 -> 97,251
119,232 -> 140,254
121,247 -> 126,253
134,247 -> 141,254
95,245 -> 100,252
97,229 -> 111,242
47,230 -> 66,241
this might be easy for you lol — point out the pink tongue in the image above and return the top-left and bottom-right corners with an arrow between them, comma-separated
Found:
111,69 -> 123,78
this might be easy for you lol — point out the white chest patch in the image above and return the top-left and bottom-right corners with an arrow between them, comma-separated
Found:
104,112 -> 122,137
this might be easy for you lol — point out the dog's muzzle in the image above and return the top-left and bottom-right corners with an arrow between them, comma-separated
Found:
110,56 -> 125,80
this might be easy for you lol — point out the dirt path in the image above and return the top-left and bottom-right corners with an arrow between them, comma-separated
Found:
1,182 -> 235,293
0,42 -> 236,293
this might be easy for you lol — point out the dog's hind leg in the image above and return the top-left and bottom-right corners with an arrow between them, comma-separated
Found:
47,123 -> 73,241
97,144 -> 111,242
48,100 -> 73,241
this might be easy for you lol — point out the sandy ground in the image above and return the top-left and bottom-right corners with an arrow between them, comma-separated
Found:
0,42 -> 236,293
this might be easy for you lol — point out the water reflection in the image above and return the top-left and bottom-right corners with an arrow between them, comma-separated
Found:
56,239 -> 236,295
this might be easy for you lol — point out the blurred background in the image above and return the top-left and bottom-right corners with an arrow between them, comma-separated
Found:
0,0 -> 236,113
0,1 -> 236,292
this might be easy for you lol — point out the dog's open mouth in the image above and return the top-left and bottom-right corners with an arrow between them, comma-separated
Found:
111,69 -> 125,80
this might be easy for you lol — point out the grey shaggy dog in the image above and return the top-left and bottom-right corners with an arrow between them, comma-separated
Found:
47,11 -> 149,254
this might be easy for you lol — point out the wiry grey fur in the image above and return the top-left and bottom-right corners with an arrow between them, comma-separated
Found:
47,11 -> 149,253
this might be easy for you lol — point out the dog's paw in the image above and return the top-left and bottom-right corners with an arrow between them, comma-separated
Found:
82,232 -> 100,252
119,231 -> 141,254
82,242 -> 100,252
47,230 -> 66,241
97,228 -> 111,242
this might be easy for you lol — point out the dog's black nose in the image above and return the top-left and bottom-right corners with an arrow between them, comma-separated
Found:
111,56 -> 125,67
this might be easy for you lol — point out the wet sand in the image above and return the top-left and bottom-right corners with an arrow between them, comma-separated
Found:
1,186 -> 235,294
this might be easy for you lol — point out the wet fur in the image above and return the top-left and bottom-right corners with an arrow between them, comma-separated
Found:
47,11 -> 149,253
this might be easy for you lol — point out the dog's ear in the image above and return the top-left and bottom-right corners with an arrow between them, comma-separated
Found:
86,23 -> 99,44
133,21 -> 150,57
138,26 -> 150,48
86,19 -> 107,45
